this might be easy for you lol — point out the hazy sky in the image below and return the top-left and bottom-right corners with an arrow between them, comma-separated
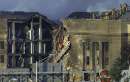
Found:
0,0 -> 130,20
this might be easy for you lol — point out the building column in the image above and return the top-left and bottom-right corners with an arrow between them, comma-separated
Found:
39,16 -> 42,54
86,41 -> 90,70
12,22 -> 16,67
82,41 -> 86,71
30,21 -> 34,64
19,75 -> 22,82
92,42 -> 96,71
92,42 -> 97,82
99,41 -> 103,69
95,42 -> 100,73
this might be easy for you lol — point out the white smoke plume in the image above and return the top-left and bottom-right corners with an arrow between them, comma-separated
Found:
0,0 -> 129,20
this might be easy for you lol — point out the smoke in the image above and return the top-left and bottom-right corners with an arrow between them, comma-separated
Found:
87,1 -> 119,12
87,0 -> 130,12
0,0 -> 129,20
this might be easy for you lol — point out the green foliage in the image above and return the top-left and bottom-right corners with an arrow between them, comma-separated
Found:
110,44 -> 130,82
110,56 -> 129,82
109,58 -> 122,82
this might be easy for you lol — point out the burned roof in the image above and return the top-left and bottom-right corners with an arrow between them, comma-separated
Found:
0,11 -> 58,27
67,12 -> 100,19
67,12 -> 93,19
0,11 -> 47,20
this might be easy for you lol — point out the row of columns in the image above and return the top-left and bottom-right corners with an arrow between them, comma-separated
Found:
82,40 -> 108,81
82,41 -> 101,71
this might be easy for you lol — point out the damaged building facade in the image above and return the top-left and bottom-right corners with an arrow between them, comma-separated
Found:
62,3 -> 130,81
1,11 -> 55,68
0,3 -> 130,82
0,11 -> 58,82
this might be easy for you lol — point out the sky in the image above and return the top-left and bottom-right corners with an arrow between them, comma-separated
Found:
0,0 -> 129,20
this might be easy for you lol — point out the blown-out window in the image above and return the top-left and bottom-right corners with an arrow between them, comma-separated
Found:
0,41 -> 4,49
0,55 -> 4,63
102,42 -> 109,68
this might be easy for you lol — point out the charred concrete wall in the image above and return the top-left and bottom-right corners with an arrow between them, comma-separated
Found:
0,11 -> 55,68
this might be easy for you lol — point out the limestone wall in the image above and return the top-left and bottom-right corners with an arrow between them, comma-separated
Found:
0,18 -> 7,69
63,19 -> 123,71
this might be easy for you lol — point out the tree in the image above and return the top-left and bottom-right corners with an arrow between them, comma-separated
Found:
110,45 -> 130,82
109,58 -> 122,82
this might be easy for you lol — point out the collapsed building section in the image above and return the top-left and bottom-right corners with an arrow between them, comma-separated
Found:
52,25 -> 70,63
0,3 -> 129,82
0,11 -> 56,68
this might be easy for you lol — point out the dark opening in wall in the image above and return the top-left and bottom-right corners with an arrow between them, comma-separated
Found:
0,55 -> 4,63
0,41 -> 4,49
